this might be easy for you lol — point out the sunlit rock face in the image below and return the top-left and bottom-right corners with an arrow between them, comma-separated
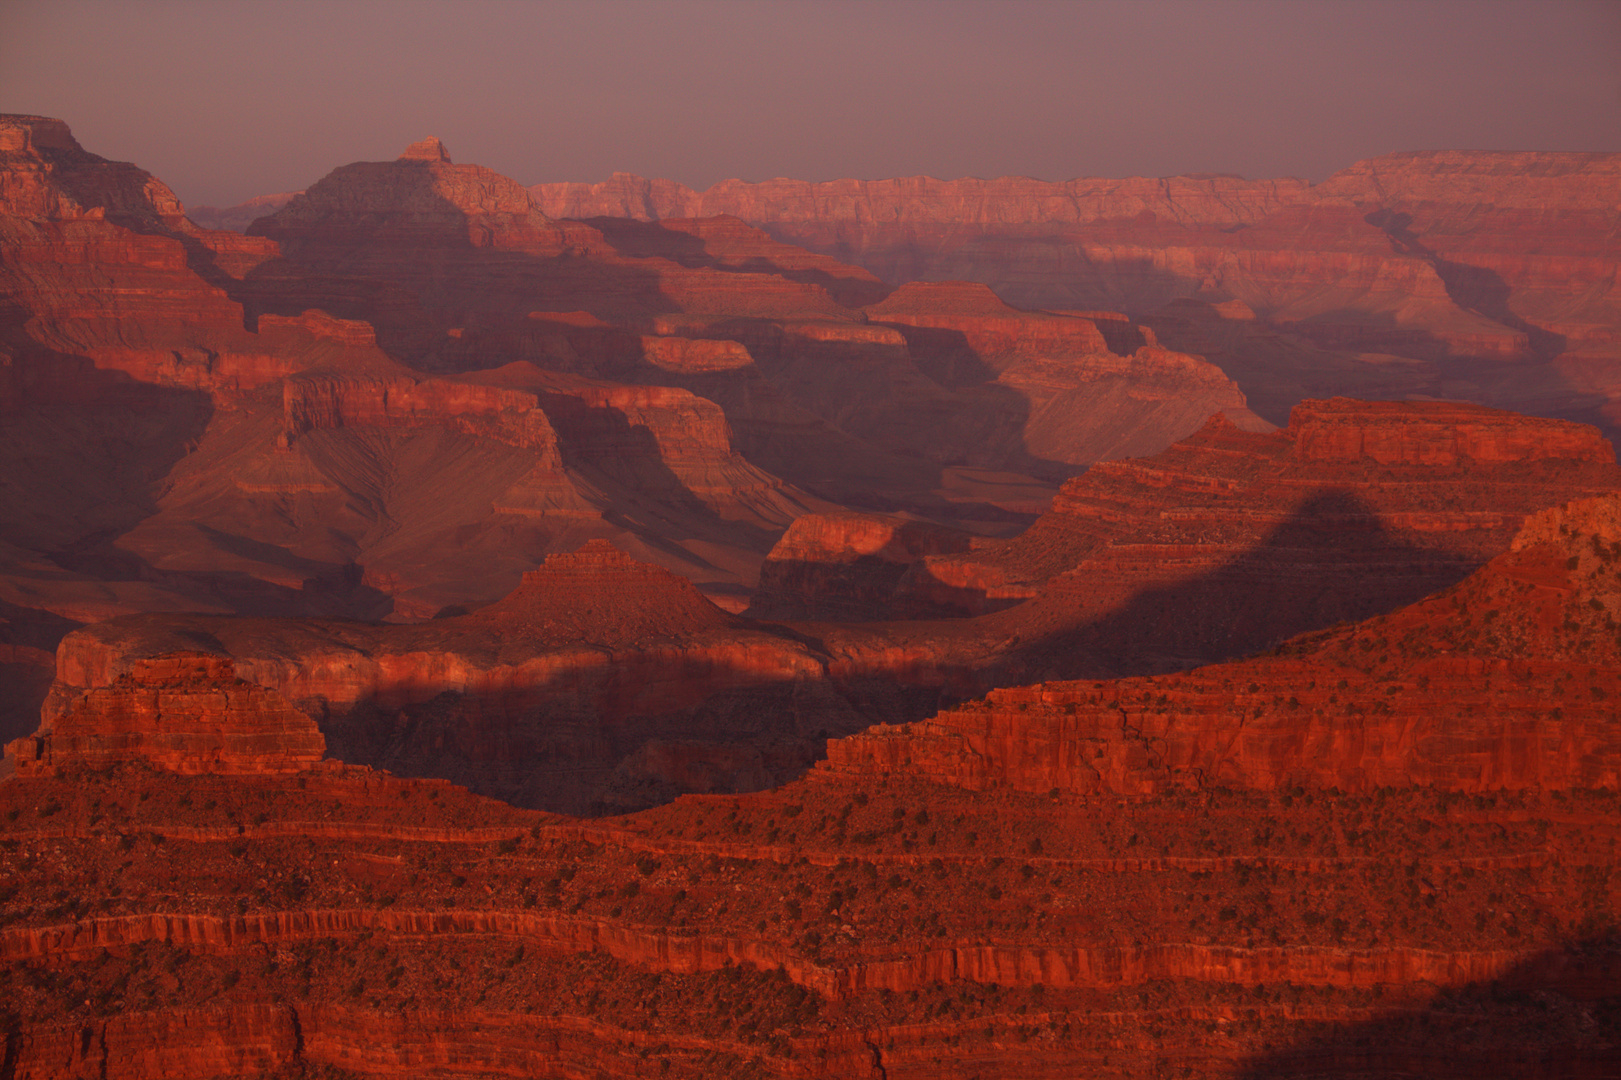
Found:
9,652 -> 324,777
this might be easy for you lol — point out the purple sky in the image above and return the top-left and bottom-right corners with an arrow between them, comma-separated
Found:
3,0 -> 1618,209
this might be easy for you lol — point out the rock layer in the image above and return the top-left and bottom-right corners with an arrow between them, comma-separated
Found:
534,154 -> 1621,438
34,542 -> 871,814
8,651 -> 324,776
892,398 -> 1621,672
2,747 -> 1616,1077
827,493 -> 1621,795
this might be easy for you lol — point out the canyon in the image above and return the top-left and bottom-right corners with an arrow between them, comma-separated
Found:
3,495 -> 1620,1075
0,114 -> 1275,740
534,152 -> 1621,435
4,110 -> 1621,1077
36,399 -> 1621,817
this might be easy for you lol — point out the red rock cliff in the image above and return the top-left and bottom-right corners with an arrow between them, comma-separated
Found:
895,400 -> 1621,653
827,492 -> 1621,795
8,651 -> 324,776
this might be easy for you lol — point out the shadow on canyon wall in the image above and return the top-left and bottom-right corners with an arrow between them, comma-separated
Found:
0,339 -> 219,739
1367,209 -> 1570,362
530,388 -> 786,560
989,487 -> 1482,684
296,487 -> 1484,815
1238,935 -> 1621,1079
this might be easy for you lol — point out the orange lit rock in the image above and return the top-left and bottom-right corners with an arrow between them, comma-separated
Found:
9,651 -> 324,776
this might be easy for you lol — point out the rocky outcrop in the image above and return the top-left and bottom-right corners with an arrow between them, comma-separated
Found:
35,542 -> 870,814
892,399 -> 1621,659
0,113 -> 353,396
826,492 -> 1621,795
8,651 -> 324,776
1288,397 -> 1616,465
750,513 -> 978,620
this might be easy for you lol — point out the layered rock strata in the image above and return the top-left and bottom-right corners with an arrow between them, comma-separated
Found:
882,399 -> 1621,674
535,154 -> 1621,436
828,494 -> 1621,795
6,503 -> 1621,1075
245,134 -> 1279,485
0,117 -> 864,641
1,735 -> 1615,1076
34,542 -> 869,814
7,651 -> 323,777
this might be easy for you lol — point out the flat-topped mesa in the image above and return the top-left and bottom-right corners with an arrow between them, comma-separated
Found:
7,652 -> 325,777
473,539 -> 733,644
279,368 -> 566,454
0,114 -> 83,154
826,493 -> 1621,795
865,281 -> 1112,368
1040,398 -> 1618,537
1288,397 -> 1617,466
891,398 -> 1621,646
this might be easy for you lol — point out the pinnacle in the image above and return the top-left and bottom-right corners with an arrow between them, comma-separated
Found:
400,136 -> 452,163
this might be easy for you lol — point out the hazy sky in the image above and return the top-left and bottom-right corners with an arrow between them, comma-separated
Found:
3,0 -> 1618,208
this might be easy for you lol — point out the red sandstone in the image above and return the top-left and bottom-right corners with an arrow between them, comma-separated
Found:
8,652 -> 324,777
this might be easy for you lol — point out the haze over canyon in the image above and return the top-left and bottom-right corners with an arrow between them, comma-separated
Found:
2,105 -> 1621,1078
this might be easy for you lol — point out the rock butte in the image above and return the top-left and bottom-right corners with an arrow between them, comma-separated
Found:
7,651 -> 324,777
